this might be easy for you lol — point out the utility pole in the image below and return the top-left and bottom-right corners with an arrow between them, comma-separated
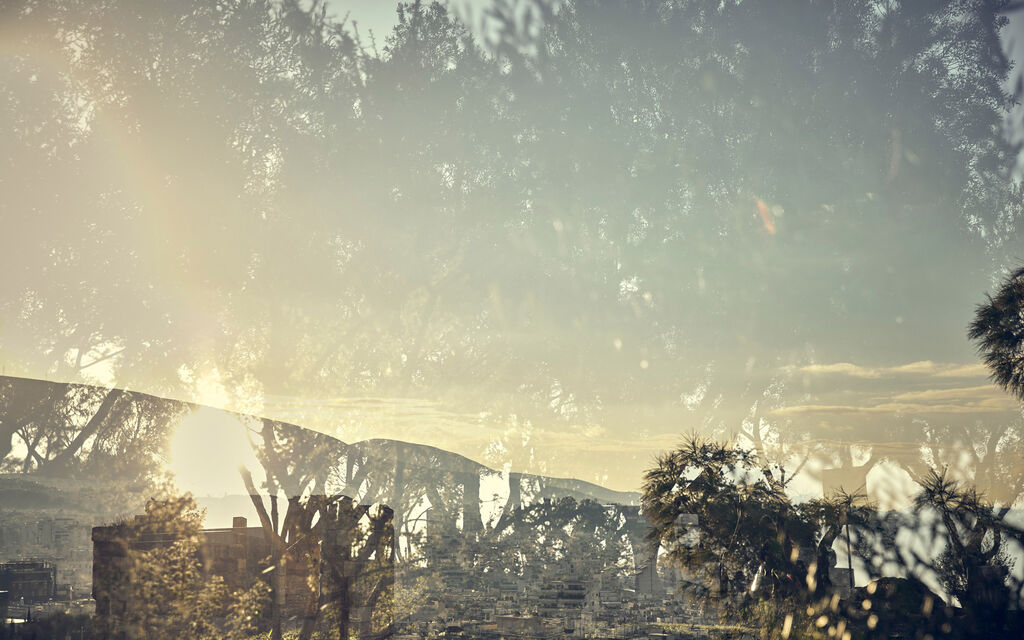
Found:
845,519 -> 853,589
844,495 -> 854,593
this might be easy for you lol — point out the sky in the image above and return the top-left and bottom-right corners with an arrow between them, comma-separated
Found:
4,0 -> 1024,502
256,0 -> 1024,496
288,0 -> 1019,485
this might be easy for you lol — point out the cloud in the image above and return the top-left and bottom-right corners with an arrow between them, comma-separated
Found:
791,360 -> 990,380
890,385 -> 1006,403
933,363 -> 989,378
771,399 -> 1016,416
796,363 -> 883,378
888,361 -> 943,375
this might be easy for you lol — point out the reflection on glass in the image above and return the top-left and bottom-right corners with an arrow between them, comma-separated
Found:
3,1 -> 1024,638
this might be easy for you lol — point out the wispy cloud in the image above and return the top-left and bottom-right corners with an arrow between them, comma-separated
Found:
890,385 -> 1004,403
932,363 -> 989,378
771,386 -> 1018,417
790,360 -> 989,380
771,402 -> 1009,416
795,363 -> 883,378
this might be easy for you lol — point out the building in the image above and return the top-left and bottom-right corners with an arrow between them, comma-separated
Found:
93,498 -> 396,639
92,514 -> 273,638
196,516 -> 276,590
0,512 -> 93,593
537,577 -> 586,618
495,614 -> 548,638
92,514 -> 274,605
634,560 -> 661,597
0,561 -> 56,604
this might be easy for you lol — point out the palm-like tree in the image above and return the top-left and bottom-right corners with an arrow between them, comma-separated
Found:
968,266 -> 1024,399
641,436 -> 815,599
799,487 -> 874,596
912,469 -> 1015,632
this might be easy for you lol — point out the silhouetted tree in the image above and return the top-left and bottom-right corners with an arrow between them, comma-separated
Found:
970,265 -> 1024,399
0,376 -> 188,516
912,469 -> 1017,635
238,418 -> 345,640
642,436 -> 818,602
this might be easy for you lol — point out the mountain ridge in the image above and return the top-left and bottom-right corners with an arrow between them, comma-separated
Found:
0,375 -> 640,518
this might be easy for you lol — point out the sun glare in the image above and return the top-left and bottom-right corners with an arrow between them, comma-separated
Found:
168,406 -> 260,497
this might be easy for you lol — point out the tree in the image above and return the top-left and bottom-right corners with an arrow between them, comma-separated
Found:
641,437 -> 1024,637
238,418 -> 403,640
318,498 -> 397,640
815,469 -> 1024,639
4,1 -> 1021,488
0,378 -> 125,474
238,418 -> 345,640
641,437 -> 817,601
912,469 -> 1018,635
92,495 -> 269,640
842,259 -> 1024,534
802,489 -> 874,595
0,376 -> 188,517
970,265 -> 1024,400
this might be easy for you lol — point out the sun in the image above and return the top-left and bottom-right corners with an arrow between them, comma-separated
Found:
167,406 -> 261,498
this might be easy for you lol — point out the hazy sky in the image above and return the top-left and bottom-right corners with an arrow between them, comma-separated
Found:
247,0 -> 1015,493
276,0 -> 1024,493
4,0 -> 1024,499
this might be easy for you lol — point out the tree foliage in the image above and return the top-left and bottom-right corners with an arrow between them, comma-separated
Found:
970,265 -> 1024,400
643,436 -> 1024,637
93,495 -> 269,640
912,469 -> 1018,634
642,437 -> 821,600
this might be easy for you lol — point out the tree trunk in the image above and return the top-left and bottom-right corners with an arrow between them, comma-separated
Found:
815,525 -> 838,593
41,388 -> 124,474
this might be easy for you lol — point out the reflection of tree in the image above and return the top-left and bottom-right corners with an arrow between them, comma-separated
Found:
1,378 -> 120,473
317,436 -> 640,574
0,376 -> 187,513
893,417 -> 1024,506
238,421 -> 631,638
0,373 -> 641,620
238,418 -> 344,640
4,1 -> 1020,473
730,369 -> 821,491
4,0 -> 1024,631
327,439 -> 479,560
475,496 -> 633,583
319,499 -> 396,640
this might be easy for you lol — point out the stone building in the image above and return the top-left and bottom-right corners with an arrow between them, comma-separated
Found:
93,499 -> 396,640
91,514 -> 272,637
0,561 -> 56,604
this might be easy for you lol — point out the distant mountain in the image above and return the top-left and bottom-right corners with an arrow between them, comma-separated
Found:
0,376 -> 639,532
